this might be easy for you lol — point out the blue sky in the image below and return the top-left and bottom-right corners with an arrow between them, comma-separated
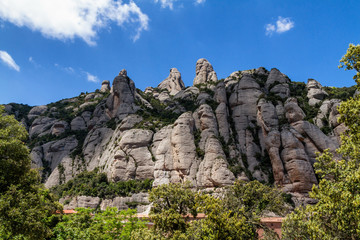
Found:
0,0 -> 359,106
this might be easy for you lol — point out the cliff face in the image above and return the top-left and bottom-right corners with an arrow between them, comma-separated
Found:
5,59 -> 353,198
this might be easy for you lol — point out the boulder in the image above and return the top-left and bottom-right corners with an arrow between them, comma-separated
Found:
71,116 -> 87,131
28,105 -> 48,119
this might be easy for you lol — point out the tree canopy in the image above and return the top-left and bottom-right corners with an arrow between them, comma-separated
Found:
0,106 -> 62,239
134,180 -> 289,240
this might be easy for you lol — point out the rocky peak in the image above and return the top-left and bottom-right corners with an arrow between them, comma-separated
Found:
106,69 -> 136,119
100,80 -> 110,93
265,68 -> 289,90
193,58 -> 218,85
157,68 -> 185,95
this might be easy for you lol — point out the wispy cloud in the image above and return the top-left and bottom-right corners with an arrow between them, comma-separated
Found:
29,56 -> 41,68
195,0 -> 206,5
266,16 -> 294,36
154,0 -> 177,9
55,63 -> 99,83
85,72 -> 99,83
54,63 -> 75,74
0,50 -> 20,71
154,0 -> 205,9
0,0 -> 149,45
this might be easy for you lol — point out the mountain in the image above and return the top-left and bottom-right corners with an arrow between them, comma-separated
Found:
4,58 -> 356,210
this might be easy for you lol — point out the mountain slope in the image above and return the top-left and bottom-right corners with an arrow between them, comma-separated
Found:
4,58 -> 355,208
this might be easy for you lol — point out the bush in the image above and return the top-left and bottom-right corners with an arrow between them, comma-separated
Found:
51,169 -> 153,199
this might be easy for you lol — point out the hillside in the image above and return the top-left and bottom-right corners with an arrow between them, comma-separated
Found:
4,58 -> 356,211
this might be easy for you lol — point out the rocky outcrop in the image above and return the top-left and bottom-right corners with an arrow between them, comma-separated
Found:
51,120 -> 69,136
29,117 -> 57,138
28,105 -> 47,119
170,112 -> 198,184
193,58 -> 217,85
100,80 -> 110,92
266,68 -> 289,90
197,136 -> 235,187
22,60 -> 352,202
106,69 -> 136,119
61,193 -> 150,213
307,79 -> 328,106
229,75 -> 263,172
158,68 -> 185,95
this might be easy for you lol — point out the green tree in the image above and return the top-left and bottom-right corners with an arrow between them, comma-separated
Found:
194,180 -> 289,240
143,181 -> 289,240
0,106 -> 62,239
282,44 -> 360,240
148,181 -> 197,238
0,106 -> 30,190
54,207 -> 145,240
187,193 -> 255,240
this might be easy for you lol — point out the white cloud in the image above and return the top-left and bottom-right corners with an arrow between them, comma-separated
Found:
154,0 -> 177,9
266,16 -> 294,36
265,24 -> 276,36
154,0 -> 205,9
0,0 -> 149,45
276,17 -> 294,33
195,0 -> 206,5
86,72 -> 99,83
0,50 -> 20,71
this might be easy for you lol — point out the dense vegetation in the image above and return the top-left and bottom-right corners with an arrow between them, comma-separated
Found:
53,208 -> 145,240
0,105 -> 62,239
51,169 -> 153,200
132,180 -> 290,239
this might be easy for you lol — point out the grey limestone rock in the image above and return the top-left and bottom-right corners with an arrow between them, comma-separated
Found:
106,69 -> 136,119
71,116 -> 87,131
158,68 -> 185,95
174,86 -> 199,101
197,136 -> 235,187
28,105 -> 48,119
265,68 -> 289,90
29,117 -> 57,138
66,196 -> 101,209
100,80 -> 111,92
193,58 -> 218,85
307,79 -> 328,106
51,120 -> 69,136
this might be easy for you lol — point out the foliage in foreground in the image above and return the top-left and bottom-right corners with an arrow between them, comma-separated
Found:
54,207 -> 145,240
0,106 -> 62,239
282,43 -> 360,240
133,180 -> 290,240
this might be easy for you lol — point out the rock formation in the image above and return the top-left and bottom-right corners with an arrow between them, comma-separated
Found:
307,79 -> 328,106
158,68 -> 185,95
193,58 -> 218,85
100,80 -> 110,92
6,57 -> 353,211
106,69 -> 136,119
